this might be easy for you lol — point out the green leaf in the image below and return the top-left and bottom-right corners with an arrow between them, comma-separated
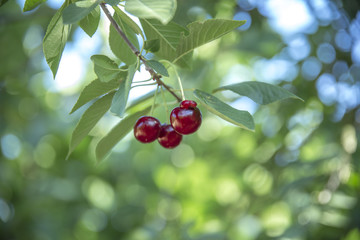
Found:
125,0 -> 176,25
105,0 -> 120,6
91,54 -> 124,82
43,1 -> 71,78
113,6 -> 144,38
146,60 -> 169,77
144,39 -> 160,52
67,92 -> 115,159
0,0 -> 10,7
62,0 -> 101,24
140,19 -> 191,68
110,65 -> 135,117
23,0 -> 46,12
213,81 -> 303,105
70,78 -> 121,114
193,89 -> 255,131
344,229 -> 360,240
79,5 -> 100,37
109,11 -> 139,65
96,107 -> 151,161
174,19 -> 246,64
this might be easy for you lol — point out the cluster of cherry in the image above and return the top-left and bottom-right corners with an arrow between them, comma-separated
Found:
133,100 -> 202,148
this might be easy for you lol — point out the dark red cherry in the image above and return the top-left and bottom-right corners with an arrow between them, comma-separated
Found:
157,124 -> 182,148
170,100 -> 202,135
134,116 -> 161,143
180,100 -> 197,109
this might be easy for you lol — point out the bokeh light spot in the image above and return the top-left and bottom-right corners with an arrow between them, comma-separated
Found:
158,199 -> 182,221
316,73 -> 337,105
0,199 -> 11,223
301,57 -> 322,81
317,43 -> 336,64
81,208 -> 108,232
171,144 -> 195,168
82,177 -> 115,211
234,11 -> 252,31
1,134 -> 22,160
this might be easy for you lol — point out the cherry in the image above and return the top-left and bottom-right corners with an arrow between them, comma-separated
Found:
134,116 -> 161,143
170,100 -> 202,135
180,100 -> 197,109
157,124 -> 182,148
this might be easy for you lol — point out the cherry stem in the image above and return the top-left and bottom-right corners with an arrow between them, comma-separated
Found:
131,83 -> 157,89
100,3 -> 182,103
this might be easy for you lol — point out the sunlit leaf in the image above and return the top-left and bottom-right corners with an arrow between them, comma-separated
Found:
140,19 -> 191,67
23,0 -> 46,12
105,0 -> 120,6
113,6 -> 144,38
43,0 -> 71,77
91,54 -> 124,82
70,78 -> 121,114
213,81 -> 303,105
62,0 -> 101,24
110,64 -> 135,117
67,92 -> 115,159
125,0 -> 176,25
96,106 -> 151,161
174,19 -> 245,64
146,59 -> 169,77
193,89 -> 254,131
109,10 -> 139,65
79,5 -> 100,37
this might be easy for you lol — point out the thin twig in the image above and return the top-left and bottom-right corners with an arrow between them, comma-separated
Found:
100,3 -> 182,102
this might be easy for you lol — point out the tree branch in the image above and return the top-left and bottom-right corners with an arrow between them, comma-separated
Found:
100,3 -> 182,102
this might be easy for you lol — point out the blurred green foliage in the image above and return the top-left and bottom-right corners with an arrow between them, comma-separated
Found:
0,0 -> 359,240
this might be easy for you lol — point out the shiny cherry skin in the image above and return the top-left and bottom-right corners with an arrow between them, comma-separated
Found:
170,100 -> 202,135
157,124 -> 182,149
134,116 -> 161,143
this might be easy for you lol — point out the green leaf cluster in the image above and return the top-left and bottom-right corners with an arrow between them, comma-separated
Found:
37,0 -> 302,162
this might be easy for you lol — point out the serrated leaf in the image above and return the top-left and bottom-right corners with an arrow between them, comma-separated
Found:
79,5 -> 100,37
140,19 -> 191,68
96,107 -> 151,161
43,0 -> 71,78
91,54 -> 124,82
105,0 -> 120,6
193,89 -> 254,131
110,65 -> 135,117
125,0 -> 176,25
109,11 -> 139,65
70,78 -> 121,114
67,92 -> 115,159
213,81 -> 303,105
62,0 -> 101,24
23,0 -> 46,12
113,6 -> 144,38
174,19 -> 246,64
144,39 -> 160,52
146,60 -> 169,77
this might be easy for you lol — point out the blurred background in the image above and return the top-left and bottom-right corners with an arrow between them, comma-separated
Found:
0,0 -> 359,239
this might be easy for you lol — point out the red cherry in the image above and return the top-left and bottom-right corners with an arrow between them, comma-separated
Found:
170,101 -> 202,135
157,124 -> 182,148
134,116 -> 161,143
180,100 -> 197,109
